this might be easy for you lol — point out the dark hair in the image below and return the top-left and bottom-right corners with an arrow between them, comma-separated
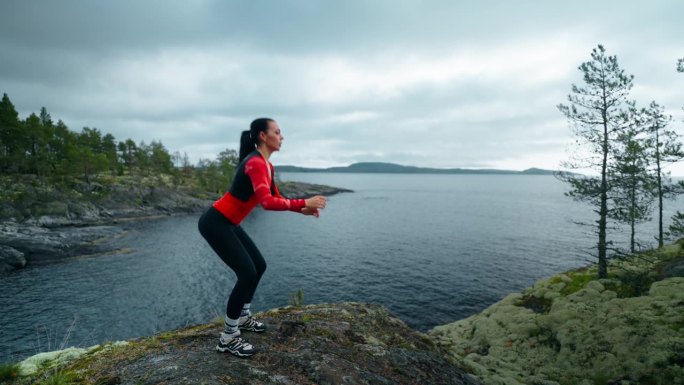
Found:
239,118 -> 274,163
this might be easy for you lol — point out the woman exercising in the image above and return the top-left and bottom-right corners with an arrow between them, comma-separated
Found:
198,118 -> 327,357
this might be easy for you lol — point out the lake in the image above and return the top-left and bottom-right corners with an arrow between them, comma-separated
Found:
1,173 -> 680,363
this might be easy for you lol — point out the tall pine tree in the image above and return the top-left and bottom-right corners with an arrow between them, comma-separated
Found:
641,101 -> 683,247
557,45 -> 634,278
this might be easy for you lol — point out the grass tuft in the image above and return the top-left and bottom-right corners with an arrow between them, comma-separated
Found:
0,362 -> 21,383
37,370 -> 76,385
288,288 -> 305,308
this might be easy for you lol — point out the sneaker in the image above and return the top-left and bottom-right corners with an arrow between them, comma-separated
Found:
216,333 -> 257,357
238,315 -> 266,333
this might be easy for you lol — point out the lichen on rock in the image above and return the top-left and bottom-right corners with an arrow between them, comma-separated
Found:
430,243 -> 684,385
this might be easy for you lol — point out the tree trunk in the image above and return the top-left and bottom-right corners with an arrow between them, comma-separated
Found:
658,174 -> 663,247
631,222 -> 635,253
599,116 -> 609,278
656,128 -> 664,248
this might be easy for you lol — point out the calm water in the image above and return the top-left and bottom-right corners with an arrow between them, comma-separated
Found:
1,173 -> 681,362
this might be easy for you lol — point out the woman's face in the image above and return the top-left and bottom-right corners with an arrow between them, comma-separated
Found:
259,120 -> 284,152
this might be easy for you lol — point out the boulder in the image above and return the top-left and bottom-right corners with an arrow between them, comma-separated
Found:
0,244 -> 26,268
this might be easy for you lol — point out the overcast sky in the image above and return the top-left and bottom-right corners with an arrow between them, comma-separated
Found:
1,1 -> 683,173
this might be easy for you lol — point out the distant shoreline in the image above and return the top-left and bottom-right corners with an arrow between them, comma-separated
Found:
276,162 -> 559,175
0,180 -> 351,273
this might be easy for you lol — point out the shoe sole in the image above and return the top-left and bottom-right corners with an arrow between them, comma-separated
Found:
239,326 -> 266,333
216,345 -> 256,357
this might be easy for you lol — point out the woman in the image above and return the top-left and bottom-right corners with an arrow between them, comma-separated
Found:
198,118 -> 327,357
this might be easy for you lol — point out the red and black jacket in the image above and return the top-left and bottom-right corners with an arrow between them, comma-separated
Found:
212,151 -> 306,225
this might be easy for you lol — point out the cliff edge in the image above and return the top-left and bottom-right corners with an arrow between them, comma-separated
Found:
12,302 -> 480,385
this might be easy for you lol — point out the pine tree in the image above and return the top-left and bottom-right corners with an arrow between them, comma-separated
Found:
24,112 -> 50,175
149,140 -> 173,174
73,127 -> 108,182
101,133 -> 119,175
640,101 -> 683,247
117,139 -> 138,170
52,120 -> 76,176
0,93 -> 21,173
609,116 -> 655,253
557,45 -> 634,278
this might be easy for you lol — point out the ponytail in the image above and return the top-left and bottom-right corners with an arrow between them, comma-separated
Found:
238,118 -> 274,163
239,130 -> 255,163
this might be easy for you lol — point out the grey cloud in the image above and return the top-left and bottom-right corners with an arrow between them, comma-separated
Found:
1,0 -> 683,172
3,1 -> 679,54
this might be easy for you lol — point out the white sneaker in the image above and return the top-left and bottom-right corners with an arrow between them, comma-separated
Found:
216,332 -> 257,357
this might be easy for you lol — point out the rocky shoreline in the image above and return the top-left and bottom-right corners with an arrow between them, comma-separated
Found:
4,238 -> 683,384
0,181 -> 352,273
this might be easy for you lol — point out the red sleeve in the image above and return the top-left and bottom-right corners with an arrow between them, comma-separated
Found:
245,156 -> 306,212
273,181 -> 284,198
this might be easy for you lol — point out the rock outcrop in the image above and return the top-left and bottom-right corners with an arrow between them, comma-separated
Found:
0,244 -> 26,272
15,302 -> 480,385
0,221 -> 126,266
430,242 -> 684,385
277,181 -> 353,199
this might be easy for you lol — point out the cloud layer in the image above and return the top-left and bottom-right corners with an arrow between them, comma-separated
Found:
1,0 -> 683,172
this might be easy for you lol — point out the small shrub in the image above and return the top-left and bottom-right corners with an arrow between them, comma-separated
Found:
516,295 -> 552,314
288,288 -> 304,307
614,270 -> 656,297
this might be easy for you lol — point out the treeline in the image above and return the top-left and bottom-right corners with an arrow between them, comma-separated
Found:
0,93 -> 237,195
558,46 -> 684,278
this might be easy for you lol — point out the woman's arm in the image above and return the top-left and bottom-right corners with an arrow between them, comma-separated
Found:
244,157 -> 307,212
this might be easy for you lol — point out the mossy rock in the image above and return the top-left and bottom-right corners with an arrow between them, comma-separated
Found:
15,303 -> 480,385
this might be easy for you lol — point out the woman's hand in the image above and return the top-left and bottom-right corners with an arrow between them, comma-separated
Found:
301,207 -> 320,218
305,195 -> 327,209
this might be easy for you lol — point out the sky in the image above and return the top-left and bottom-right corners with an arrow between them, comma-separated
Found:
1,0 -> 683,173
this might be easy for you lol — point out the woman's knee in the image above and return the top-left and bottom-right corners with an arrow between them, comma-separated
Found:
256,260 -> 267,278
237,267 -> 259,285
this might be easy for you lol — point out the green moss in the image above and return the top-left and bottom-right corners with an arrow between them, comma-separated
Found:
398,341 -> 415,349
154,331 -> 177,341
655,243 -> 683,260
548,276 -> 565,285
559,272 -> 595,296
0,362 -> 21,383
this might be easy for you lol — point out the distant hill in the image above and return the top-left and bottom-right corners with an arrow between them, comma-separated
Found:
275,162 -> 558,175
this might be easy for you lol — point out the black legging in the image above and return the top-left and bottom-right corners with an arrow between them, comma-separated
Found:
198,206 -> 267,320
